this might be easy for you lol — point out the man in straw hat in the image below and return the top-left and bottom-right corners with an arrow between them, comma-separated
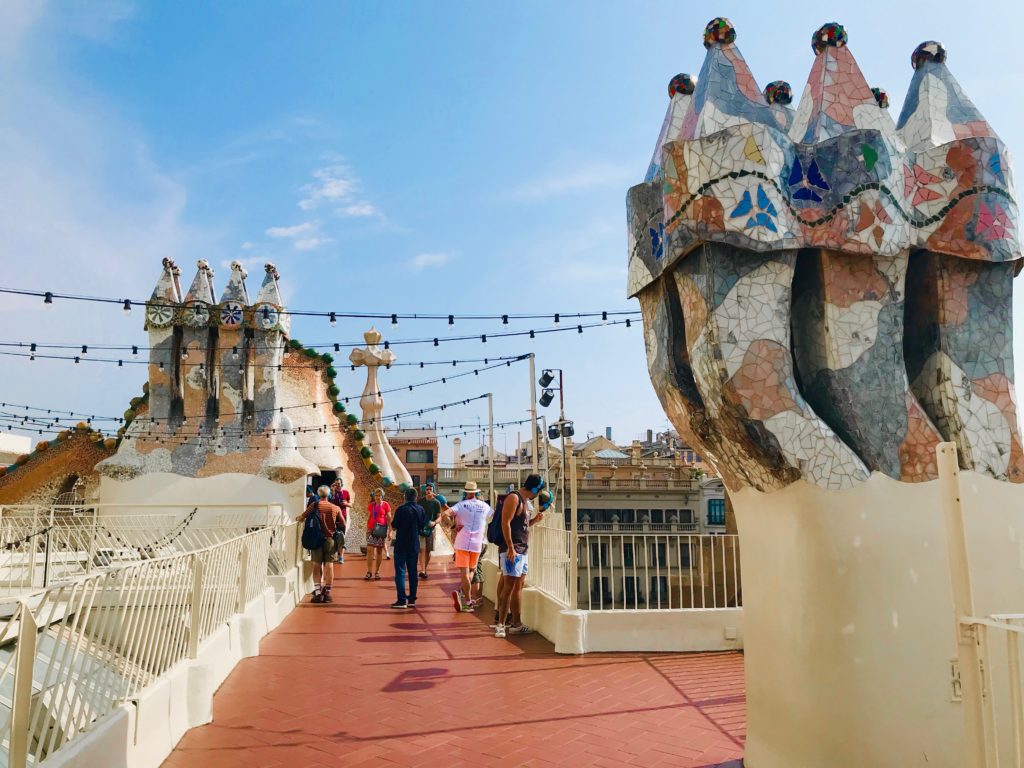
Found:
448,480 -> 494,612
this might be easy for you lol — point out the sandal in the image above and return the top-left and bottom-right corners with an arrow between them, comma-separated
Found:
364,572 -> 372,580
374,573 -> 381,580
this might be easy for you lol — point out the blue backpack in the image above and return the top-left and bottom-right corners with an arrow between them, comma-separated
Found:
301,501 -> 326,551
486,492 -> 521,545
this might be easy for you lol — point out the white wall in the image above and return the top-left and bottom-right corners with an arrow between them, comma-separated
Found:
480,557 -> 743,654
735,470 -> 1024,768
99,473 -> 305,522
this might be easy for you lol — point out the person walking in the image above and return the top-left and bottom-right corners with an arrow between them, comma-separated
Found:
390,487 -> 427,609
295,485 -> 344,604
365,488 -> 391,580
328,478 -> 352,564
418,484 -> 446,579
495,474 -> 546,637
449,481 -> 493,612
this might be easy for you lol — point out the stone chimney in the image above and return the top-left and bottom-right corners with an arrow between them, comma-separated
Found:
216,261 -> 250,434
251,263 -> 285,433
631,439 -> 641,465
453,437 -> 463,468
180,260 -> 217,428
143,258 -> 182,424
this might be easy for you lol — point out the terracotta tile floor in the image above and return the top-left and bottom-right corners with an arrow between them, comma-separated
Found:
163,556 -> 745,768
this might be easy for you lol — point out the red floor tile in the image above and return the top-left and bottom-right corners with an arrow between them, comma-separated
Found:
163,556 -> 745,767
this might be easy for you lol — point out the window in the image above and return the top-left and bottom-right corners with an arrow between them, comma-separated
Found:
622,542 -> 634,567
406,449 -> 434,464
707,498 -> 726,526
650,575 -> 669,606
650,509 -> 664,524
590,543 -> 608,567
649,542 -> 667,565
591,576 -> 611,608
680,508 -> 694,524
623,576 -> 643,606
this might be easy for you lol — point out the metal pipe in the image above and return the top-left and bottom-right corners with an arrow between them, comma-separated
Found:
937,441 -> 998,768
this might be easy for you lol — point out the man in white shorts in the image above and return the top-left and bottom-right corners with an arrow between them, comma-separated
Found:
495,474 -> 546,638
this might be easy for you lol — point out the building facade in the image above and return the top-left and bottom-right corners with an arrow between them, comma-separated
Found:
387,423 -> 438,489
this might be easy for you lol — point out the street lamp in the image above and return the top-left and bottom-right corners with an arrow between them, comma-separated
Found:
536,367 -> 573,529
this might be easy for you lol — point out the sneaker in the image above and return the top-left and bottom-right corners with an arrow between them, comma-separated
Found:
421,572 -> 429,580
390,601 -> 408,609
408,601 -> 417,608
323,590 -> 333,604
508,624 -> 534,635
311,590 -> 324,604
451,590 -> 464,612
494,625 -> 507,638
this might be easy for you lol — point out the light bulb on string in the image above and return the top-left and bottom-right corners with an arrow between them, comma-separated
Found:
132,345 -> 138,357
231,346 -> 239,361
43,292 -> 53,308
181,349 -> 189,361
391,313 -> 398,326
123,299 -> 132,315
529,330 -> 535,342
553,313 -> 560,327
329,312 -> 337,327
602,311 -> 608,324
81,345 -> 88,356
447,315 -> 454,325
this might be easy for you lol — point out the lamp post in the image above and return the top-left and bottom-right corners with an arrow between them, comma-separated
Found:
537,368 -> 574,527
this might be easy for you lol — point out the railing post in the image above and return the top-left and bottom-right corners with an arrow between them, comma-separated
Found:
938,442 -> 998,768
568,446 -> 578,610
1005,622 -> 1024,768
188,554 -> 204,659
10,601 -> 37,768
237,543 -> 250,614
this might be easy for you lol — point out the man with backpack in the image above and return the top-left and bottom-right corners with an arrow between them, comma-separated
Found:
296,485 -> 344,604
449,481 -> 493,612
493,474 -> 546,638
328,478 -> 351,564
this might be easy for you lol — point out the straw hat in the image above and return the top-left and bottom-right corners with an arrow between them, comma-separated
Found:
463,480 -> 480,494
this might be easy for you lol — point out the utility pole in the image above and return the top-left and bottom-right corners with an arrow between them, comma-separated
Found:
529,353 -> 538,474
487,392 -> 495,506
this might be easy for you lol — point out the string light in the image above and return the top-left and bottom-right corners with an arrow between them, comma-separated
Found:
329,312 -> 337,327
1,285 -> 638,323
123,299 -> 132,315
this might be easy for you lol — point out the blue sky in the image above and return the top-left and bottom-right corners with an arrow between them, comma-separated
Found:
1,0 -> 1023,462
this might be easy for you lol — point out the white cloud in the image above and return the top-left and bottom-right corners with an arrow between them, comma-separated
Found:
298,164 -> 357,210
240,241 -> 255,250
410,252 -> 455,270
0,2 -> 206,440
294,237 -> 334,251
340,203 -> 377,217
265,222 -> 316,238
509,162 -> 633,201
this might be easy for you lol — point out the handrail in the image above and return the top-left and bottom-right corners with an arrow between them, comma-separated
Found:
0,521 -> 296,767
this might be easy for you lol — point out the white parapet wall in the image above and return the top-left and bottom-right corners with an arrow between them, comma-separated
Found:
480,557 -> 742,654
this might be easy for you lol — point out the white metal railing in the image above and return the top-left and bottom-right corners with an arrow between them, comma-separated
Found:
525,518 -> 574,607
578,532 -> 740,610
581,522 -> 699,533
0,521 -> 296,767
0,505 -> 283,595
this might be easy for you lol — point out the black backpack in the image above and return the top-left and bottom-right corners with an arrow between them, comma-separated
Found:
486,492 -> 521,545
301,501 -> 326,551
